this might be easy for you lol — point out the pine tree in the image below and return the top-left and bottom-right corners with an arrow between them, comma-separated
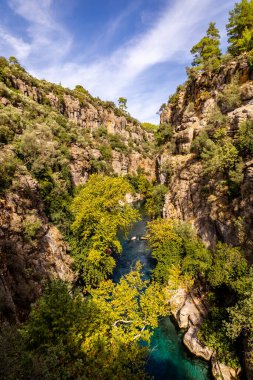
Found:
226,0 -> 253,56
118,97 -> 127,112
191,22 -> 221,71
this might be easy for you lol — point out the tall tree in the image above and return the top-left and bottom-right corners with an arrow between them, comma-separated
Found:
191,22 -> 221,71
0,276 -> 168,380
70,174 -> 139,288
118,97 -> 127,112
226,0 -> 253,56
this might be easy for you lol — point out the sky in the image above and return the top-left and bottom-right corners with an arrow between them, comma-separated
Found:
0,0 -> 237,123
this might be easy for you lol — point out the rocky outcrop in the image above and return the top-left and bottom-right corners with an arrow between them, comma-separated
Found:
161,55 -> 253,155
0,169 -> 74,323
159,57 -> 253,254
159,56 -> 253,379
169,287 -> 240,379
8,75 -> 155,184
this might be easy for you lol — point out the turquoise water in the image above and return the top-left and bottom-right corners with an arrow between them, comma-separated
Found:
113,212 -> 211,380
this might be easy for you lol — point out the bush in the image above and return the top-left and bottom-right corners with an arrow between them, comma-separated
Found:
236,119 -> 253,155
22,215 -> 43,240
0,152 -> 17,192
141,122 -> 159,133
191,130 -> 210,156
155,123 -> 174,146
218,75 -> 242,113
201,138 -> 239,176
99,143 -> 112,161
108,133 -> 128,153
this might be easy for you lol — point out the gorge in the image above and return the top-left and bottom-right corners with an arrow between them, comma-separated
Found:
1,1 -> 253,378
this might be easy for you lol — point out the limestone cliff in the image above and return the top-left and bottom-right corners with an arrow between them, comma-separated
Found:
0,164 -> 74,323
3,67 -> 155,184
159,55 -> 253,256
158,54 -> 253,379
169,287 -> 241,380
0,59 -> 156,323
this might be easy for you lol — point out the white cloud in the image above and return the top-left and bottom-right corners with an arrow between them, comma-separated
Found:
0,27 -> 31,59
0,0 -> 237,122
0,0 -> 72,63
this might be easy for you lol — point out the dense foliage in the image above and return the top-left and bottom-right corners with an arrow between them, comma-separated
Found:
0,275 -> 167,380
147,218 -> 253,369
191,22 -> 221,71
227,0 -> 253,56
70,175 -> 139,288
147,219 -> 211,284
1,0 -> 253,377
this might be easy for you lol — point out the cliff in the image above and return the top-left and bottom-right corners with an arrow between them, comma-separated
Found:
157,54 -> 253,379
159,55 -> 253,256
0,58 -> 156,322
0,61 -> 155,185
0,162 -> 74,323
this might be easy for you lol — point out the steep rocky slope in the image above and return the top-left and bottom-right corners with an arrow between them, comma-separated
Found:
0,58 -> 156,323
158,55 -> 253,256
1,61 -> 155,184
0,163 -> 74,323
157,54 -> 253,380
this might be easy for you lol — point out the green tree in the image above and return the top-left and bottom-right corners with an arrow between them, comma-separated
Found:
155,122 -> 174,146
0,151 -> 17,193
0,271 -> 168,380
147,219 -> 211,284
118,97 -> 127,112
201,138 -> 239,176
226,274 -> 253,368
145,184 -> 167,219
70,175 -> 139,287
237,119 -> 253,154
191,22 -> 221,71
208,242 -> 249,294
226,0 -> 253,55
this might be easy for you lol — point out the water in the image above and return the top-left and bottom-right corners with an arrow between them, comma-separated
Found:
113,211 -> 211,380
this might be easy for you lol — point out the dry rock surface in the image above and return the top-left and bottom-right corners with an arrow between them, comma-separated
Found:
160,56 -> 253,255
169,287 -> 240,380
0,171 -> 74,323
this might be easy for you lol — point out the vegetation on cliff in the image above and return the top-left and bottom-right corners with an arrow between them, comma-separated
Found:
147,219 -> 253,369
0,275 -> 167,380
1,0 -> 253,379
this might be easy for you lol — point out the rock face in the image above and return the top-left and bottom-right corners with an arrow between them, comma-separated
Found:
169,287 -> 240,380
0,170 -> 74,323
159,56 -> 253,256
159,56 -> 253,379
9,75 -> 155,184
0,66 -> 156,323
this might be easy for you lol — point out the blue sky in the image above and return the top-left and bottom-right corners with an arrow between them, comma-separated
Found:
0,0 -> 237,123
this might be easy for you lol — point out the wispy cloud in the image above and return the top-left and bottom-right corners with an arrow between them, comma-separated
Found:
0,0 -> 72,64
0,0 -> 237,122
0,27 -> 31,59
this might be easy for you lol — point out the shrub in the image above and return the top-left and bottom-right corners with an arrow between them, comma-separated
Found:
22,215 -> 43,240
108,133 -> 128,153
201,138 -> 239,176
0,152 -> 17,193
99,143 -> 112,161
141,122 -> 159,133
218,75 -> 242,113
155,123 -> 174,146
236,119 -> 253,154
191,130 -> 210,156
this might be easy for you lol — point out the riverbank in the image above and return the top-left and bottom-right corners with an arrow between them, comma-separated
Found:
169,287 -> 241,380
113,211 -> 212,379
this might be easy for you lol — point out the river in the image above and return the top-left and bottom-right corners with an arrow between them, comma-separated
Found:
113,209 -> 211,380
